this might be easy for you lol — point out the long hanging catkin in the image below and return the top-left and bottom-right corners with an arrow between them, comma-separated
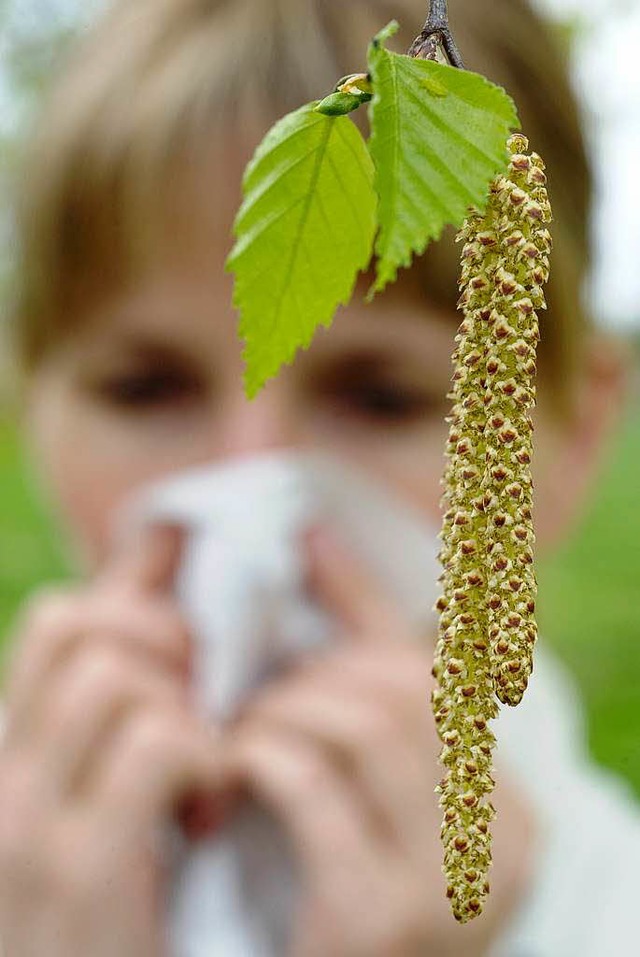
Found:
480,135 -> 552,706
433,132 -> 552,923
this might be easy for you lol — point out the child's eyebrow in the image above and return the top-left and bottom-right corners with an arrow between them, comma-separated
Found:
315,311 -> 456,358
96,331 -> 208,368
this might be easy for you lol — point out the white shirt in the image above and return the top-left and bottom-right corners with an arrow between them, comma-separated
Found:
490,643 -> 640,955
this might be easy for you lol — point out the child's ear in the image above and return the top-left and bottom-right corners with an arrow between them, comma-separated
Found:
536,332 -> 631,550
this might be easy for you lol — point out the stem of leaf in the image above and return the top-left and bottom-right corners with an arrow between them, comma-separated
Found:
409,0 -> 466,69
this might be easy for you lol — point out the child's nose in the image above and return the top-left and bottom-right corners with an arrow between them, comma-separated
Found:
216,384 -> 306,459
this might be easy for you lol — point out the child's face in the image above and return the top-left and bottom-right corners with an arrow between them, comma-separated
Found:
24,154 -> 590,571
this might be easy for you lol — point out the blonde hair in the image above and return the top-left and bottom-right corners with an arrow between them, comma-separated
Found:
10,0 -> 591,408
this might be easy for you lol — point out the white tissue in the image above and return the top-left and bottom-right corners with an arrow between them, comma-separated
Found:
113,450 -> 441,957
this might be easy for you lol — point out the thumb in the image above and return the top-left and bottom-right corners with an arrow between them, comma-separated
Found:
303,524 -> 406,643
97,521 -> 186,597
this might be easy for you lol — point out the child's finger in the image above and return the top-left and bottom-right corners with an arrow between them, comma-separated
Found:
2,592 -> 193,750
97,522 -> 186,597
236,677 -> 438,851
219,726 -> 384,889
303,525 -> 408,644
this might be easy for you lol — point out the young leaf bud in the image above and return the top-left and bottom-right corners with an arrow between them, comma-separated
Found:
315,92 -> 363,116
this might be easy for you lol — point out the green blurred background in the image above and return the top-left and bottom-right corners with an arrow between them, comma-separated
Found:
2,397 -> 640,797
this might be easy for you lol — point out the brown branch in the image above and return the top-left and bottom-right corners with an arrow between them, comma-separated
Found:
408,0 -> 465,68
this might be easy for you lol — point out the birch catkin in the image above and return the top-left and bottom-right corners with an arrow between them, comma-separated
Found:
480,135 -> 552,706
433,133 -> 552,923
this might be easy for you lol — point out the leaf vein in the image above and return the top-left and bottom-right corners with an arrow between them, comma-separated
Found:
266,118 -> 335,340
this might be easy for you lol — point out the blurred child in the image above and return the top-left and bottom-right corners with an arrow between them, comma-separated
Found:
1,1 -> 638,955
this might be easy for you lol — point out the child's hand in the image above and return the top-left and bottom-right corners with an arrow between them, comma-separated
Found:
220,525 -> 537,957
0,525 -> 224,957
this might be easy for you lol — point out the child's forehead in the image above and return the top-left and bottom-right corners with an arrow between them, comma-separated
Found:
113,140 -> 442,305
62,131 -> 456,362
73,253 -> 454,373
155,146 -> 245,263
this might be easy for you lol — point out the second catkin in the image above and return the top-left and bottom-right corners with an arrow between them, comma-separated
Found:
433,132 -> 552,923
469,133 -> 552,706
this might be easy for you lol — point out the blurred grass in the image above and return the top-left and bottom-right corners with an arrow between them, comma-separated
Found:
1,405 -> 639,796
538,402 -> 640,796
0,412 -> 69,649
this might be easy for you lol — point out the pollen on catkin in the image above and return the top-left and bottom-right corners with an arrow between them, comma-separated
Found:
432,133 -> 552,923
468,133 -> 552,706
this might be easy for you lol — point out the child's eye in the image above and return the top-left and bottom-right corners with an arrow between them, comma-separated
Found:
331,381 -> 438,423
94,371 -> 204,409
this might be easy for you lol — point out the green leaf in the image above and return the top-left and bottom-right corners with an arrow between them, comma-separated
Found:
227,103 -> 377,399
367,21 -> 520,296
